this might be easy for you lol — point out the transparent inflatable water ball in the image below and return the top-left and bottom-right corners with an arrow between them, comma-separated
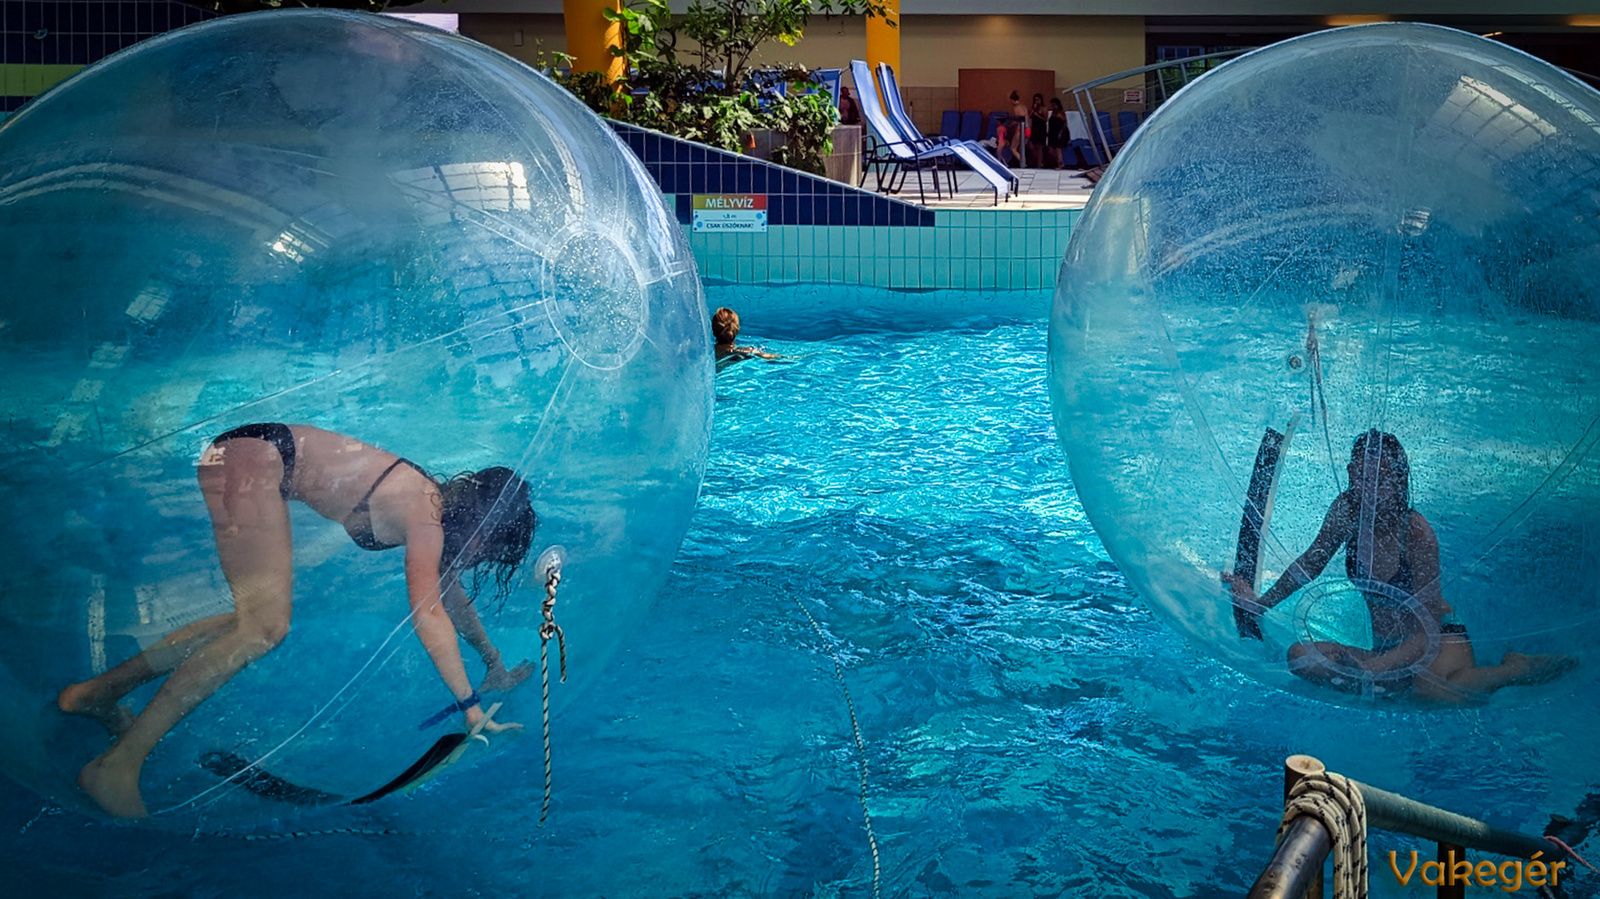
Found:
1050,24 -> 1600,708
0,10 -> 711,824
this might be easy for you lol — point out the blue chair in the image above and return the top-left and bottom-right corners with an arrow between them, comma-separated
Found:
1117,110 -> 1142,143
940,110 -> 961,139
874,63 -> 1017,202
958,110 -> 982,142
1095,111 -> 1116,144
1068,138 -> 1104,167
988,110 -> 1010,141
814,68 -> 843,105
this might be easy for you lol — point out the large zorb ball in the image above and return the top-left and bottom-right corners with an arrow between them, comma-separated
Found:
1050,24 -> 1600,708
0,10 -> 710,824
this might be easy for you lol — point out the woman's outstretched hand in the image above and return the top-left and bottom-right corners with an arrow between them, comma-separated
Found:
466,703 -> 524,734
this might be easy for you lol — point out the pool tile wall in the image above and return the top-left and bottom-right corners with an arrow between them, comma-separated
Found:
611,121 -> 1078,292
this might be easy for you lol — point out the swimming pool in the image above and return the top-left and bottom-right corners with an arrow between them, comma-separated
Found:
1,285 -> 1594,897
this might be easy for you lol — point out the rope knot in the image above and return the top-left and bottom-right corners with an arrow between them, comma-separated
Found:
1279,772 -> 1368,899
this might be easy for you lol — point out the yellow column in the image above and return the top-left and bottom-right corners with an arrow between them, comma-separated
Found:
865,0 -> 901,99
562,0 -> 626,82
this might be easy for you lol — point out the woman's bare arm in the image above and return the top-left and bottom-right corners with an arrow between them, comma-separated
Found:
1236,493 -> 1354,611
404,518 -> 519,731
441,578 -> 498,667
1406,512 -> 1452,619
442,579 -> 531,691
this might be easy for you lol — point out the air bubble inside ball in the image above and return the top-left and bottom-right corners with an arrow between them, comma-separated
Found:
0,10 -> 711,823
1049,23 -> 1600,707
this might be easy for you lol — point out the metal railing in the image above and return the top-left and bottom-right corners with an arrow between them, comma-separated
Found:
1064,55 -> 1600,174
1063,50 -> 1247,168
1249,755 -> 1563,899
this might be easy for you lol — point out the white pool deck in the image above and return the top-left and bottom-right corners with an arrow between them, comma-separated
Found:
912,167 -> 1098,211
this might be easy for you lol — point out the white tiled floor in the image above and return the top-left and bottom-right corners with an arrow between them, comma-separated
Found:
916,167 -> 1097,210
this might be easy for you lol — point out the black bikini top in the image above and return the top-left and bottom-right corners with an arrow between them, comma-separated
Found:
1346,505 -> 1417,646
1344,505 -> 1415,593
344,458 -> 430,551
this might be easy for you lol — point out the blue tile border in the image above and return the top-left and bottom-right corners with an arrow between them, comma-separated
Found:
610,118 -> 1083,290
609,120 -> 934,229
617,100 -> 1079,291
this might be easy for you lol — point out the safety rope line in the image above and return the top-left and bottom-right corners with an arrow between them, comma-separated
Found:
1278,771 -> 1368,899
792,597 -> 882,899
538,561 -> 566,827
229,826 -> 405,841
1546,835 -> 1600,873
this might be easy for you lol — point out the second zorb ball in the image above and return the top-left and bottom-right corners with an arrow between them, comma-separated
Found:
1049,24 -> 1600,708
0,10 -> 710,824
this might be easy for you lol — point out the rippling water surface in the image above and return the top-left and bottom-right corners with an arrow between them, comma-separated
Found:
2,286 -> 1594,898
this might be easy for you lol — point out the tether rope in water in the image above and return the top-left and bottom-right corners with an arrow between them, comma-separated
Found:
1546,835 -> 1600,873
1278,771 -> 1368,899
538,560 -> 567,827
791,596 -> 883,899
227,826 -> 405,841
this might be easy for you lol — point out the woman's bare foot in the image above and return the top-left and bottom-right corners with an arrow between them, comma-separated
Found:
1502,652 -> 1579,686
57,682 -> 135,738
78,753 -> 148,819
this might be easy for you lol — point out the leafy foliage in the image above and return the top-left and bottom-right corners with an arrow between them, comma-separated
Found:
552,0 -> 893,174
766,91 -> 842,174
194,0 -> 893,175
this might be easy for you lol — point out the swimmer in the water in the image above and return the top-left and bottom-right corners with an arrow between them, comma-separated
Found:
712,307 -> 779,369
1227,430 -> 1577,703
58,424 -> 535,817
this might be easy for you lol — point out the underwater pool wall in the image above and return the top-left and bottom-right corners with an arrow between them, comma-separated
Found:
611,122 -> 1079,292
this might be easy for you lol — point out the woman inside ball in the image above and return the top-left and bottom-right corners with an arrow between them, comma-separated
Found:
57,424 -> 537,818
1227,430 -> 1576,703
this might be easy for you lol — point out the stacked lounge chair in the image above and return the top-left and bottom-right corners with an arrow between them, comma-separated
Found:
849,60 -> 1016,206
875,62 -> 1018,203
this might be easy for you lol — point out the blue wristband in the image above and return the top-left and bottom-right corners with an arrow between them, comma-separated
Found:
418,690 -> 482,730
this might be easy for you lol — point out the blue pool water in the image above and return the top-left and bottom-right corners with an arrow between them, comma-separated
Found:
1,286 -> 1594,897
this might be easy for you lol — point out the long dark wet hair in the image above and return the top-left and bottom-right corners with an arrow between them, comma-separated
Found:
438,466 -> 536,609
1348,429 -> 1410,517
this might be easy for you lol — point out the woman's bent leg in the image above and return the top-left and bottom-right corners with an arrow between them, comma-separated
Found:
1286,641 -> 1394,695
77,438 -> 295,818
1438,652 -> 1578,698
58,613 -> 233,736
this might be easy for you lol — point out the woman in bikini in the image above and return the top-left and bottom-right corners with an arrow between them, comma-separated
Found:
57,423 -> 537,817
1228,430 -> 1576,703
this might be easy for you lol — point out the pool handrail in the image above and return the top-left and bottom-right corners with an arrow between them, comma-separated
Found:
1248,755 -> 1560,899
1063,48 -> 1248,165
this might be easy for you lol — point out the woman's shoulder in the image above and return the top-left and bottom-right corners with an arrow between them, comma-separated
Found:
1407,509 -> 1438,543
1330,488 -> 1359,515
